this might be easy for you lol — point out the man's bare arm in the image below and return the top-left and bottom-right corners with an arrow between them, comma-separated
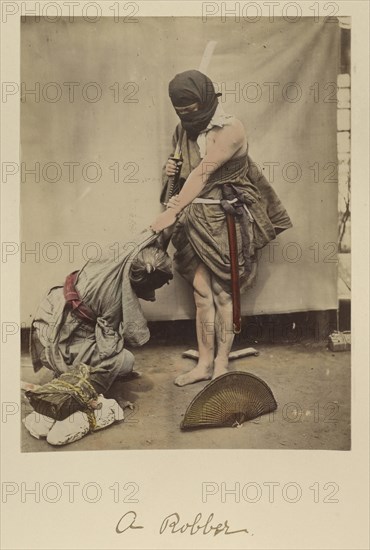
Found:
151,119 -> 246,232
174,119 -> 246,211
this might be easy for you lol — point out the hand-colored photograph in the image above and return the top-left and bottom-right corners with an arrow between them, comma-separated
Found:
19,15 -> 351,451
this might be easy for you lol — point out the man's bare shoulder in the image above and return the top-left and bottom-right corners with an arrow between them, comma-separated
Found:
228,116 -> 245,131
210,116 -> 245,138
207,116 -> 247,152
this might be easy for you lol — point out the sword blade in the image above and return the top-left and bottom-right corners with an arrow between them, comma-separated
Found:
198,40 -> 217,74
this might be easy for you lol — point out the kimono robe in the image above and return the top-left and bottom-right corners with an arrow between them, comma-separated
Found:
30,229 -> 158,394
164,121 -> 292,292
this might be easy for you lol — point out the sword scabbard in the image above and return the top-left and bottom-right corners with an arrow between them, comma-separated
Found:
226,212 -> 241,334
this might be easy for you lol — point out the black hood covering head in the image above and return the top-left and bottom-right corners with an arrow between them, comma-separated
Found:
168,70 -> 221,140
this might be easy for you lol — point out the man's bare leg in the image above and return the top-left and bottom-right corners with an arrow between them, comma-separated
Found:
174,263 -> 215,386
212,276 -> 235,379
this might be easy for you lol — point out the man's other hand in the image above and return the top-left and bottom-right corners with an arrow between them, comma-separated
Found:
165,158 -> 181,177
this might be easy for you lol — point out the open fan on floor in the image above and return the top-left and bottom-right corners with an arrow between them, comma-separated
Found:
181,371 -> 277,430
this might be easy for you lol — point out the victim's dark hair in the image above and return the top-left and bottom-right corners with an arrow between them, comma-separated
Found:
129,246 -> 173,291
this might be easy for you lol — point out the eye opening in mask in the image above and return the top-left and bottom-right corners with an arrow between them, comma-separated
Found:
174,101 -> 201,116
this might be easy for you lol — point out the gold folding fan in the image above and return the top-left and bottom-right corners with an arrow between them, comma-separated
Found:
181,371 -> 277,430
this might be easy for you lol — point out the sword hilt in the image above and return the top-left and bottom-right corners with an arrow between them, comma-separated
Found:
162,128 -> 184,205
163,157 -> 183,205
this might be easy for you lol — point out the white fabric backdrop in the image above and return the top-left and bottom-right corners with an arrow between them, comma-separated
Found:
20,17 -> 340,323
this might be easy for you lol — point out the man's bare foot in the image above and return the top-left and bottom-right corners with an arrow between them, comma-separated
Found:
174,364 -> 213,387
212,357 -> 230,380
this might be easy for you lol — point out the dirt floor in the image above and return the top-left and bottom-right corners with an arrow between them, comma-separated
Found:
21,339 -> 351,452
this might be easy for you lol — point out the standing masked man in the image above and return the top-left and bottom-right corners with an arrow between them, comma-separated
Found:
151,70 -> 292,387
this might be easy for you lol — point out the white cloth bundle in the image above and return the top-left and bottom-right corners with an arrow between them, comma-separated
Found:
23,396 -> 125,445
23,412 -> 55,439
